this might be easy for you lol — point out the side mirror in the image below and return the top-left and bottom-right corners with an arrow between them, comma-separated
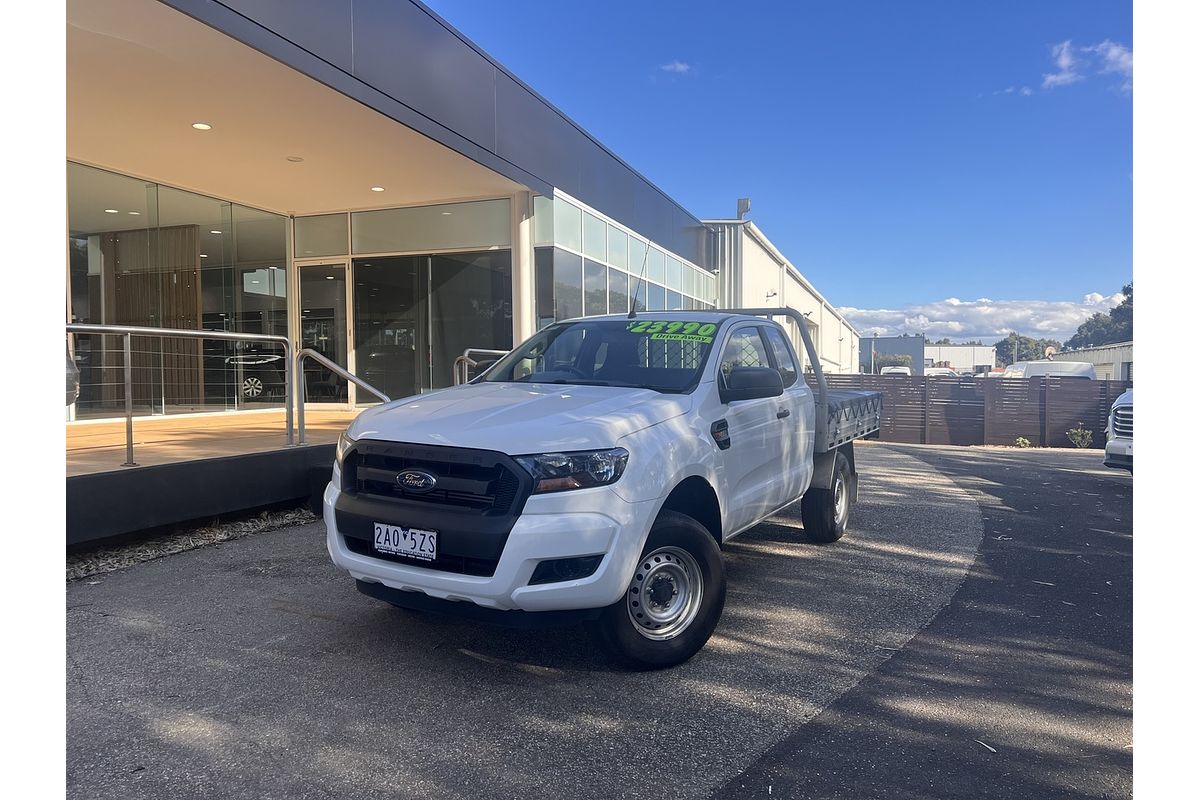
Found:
720,367 -> 784,403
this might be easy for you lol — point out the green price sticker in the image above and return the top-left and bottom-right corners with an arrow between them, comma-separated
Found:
627,320 -> 718,337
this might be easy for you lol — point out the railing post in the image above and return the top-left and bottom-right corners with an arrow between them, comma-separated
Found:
284,341 -> 295,446
296,350 -> 307,446
122,332 -> 137,467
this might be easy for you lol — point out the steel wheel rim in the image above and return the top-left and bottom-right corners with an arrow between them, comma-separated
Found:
834,473 -> 848,525
627,546 -> 703,641
243,376 -> 263,397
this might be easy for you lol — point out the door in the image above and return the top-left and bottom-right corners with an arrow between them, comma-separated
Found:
715,325 -> 787,534
298,263 -> 349,404
353,256 -> 429,404
761,324 -> 816,504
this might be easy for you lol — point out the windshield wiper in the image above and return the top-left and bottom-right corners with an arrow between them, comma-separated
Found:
542,379 -> 613,386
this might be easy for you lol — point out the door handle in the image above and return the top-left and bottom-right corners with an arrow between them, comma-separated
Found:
777,408 -> 791,419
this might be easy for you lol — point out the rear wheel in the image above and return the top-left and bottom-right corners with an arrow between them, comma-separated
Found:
801,451 -> 851,543
591,511 -> 726,670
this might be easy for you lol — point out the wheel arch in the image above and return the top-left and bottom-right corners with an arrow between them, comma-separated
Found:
657,475 -> 722,545
811,442 -> 856,491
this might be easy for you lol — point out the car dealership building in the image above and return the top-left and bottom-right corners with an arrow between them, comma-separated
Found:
67,0 -> 858,421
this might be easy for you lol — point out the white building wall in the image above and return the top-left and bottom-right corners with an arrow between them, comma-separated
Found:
708,220 -> 859,374
1060,341 -> 1133,381
924,344 -> 997,373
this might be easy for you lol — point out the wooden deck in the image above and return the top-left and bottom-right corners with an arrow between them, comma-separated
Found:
66,408 -> 360,477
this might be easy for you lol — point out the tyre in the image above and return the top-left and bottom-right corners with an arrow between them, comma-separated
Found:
801,451 -> 851,543
591,511 -> 726,670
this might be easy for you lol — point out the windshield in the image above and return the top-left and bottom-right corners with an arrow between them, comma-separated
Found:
482,318 -> 721,393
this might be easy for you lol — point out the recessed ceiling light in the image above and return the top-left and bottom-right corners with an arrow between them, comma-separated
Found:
104,209 -> 118,214
210,230 -> 222,234
192,122 -> 212,131
200,254 -> 208,258
441,211 -> 452,216
251,280 -> 260,284
128,211 -> 140,216
325,275 -> 334,280
370,186 -> 385,192
286,156 -> 304,163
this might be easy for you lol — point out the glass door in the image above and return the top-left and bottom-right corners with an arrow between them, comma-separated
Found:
353,256 -> 430,404
298,263 -> 349,404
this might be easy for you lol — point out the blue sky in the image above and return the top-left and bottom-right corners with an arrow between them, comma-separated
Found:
424,0 -> 1132,342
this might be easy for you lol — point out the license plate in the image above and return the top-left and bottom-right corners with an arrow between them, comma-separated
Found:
372,522 -> 437,561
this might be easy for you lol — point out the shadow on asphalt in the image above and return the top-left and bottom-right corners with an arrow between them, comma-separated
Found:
716,445 -> 1132,800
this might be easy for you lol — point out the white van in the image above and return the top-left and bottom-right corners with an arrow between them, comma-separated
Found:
1002,360 -> 1096,380
879,366 -> 912,376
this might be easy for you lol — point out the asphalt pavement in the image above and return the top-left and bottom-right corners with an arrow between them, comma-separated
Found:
715,445 -> 1132,799
65,444 -> 1130,799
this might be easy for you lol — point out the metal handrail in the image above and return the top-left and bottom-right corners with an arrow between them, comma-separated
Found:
67,323 -> 294,466
295,348 -> 391,444
716,307 -> 831,451
453,349 -> 509,386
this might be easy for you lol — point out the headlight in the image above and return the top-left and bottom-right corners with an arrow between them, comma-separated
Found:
515,448 -> 629,494
335,431 -> 356,465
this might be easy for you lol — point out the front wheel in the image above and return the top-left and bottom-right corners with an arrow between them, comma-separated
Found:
591,511 -> 726,670
801,451 -> 851,543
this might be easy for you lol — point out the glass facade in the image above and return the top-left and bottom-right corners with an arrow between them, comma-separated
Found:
67,162 -> 288,418
530,193 -> 717,329
66,168 -> 713,420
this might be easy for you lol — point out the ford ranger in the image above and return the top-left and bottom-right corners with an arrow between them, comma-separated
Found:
324,308 -> 881,668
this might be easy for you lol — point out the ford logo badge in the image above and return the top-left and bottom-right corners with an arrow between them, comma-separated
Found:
396,469 -> 437,493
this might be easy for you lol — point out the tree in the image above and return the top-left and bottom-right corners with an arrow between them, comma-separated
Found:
868,353 -> 912,373
1066,283 -> 1132,349
993,332 -> 1063,367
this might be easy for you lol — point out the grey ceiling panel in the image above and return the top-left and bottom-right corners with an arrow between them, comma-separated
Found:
218,0 -> 353,72
494,71 -> 583,198
350,0 -> 497,152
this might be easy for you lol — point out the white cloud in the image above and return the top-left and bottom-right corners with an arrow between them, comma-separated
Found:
1043,40 -> 1083,88
993,85 -> 1033,97
1084,40 -> 1133,92
660,60 -> 691,74
1041,39 -> 1132,92
838,292 -> 1125,343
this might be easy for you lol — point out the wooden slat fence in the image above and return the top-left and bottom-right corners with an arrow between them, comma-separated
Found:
807,374 -> 1131,449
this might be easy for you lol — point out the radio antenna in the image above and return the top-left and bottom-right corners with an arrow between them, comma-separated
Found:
627,241 -> 650,319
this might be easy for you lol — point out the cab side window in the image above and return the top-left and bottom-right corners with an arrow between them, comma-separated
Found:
719,328 -> 771,385
761,326 -> 798,388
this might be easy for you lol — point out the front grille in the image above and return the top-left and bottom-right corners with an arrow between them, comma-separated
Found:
344,442 -> 525,516
335,441 -> 534,579
342,535 -> 497,577
1112,406 -> 1133,438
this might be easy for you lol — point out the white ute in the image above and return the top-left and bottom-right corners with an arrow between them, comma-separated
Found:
324,308 -> 882,668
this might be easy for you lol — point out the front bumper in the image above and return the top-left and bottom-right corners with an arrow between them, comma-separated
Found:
324,479 -> 659,613
1104,437 -> 1133,471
